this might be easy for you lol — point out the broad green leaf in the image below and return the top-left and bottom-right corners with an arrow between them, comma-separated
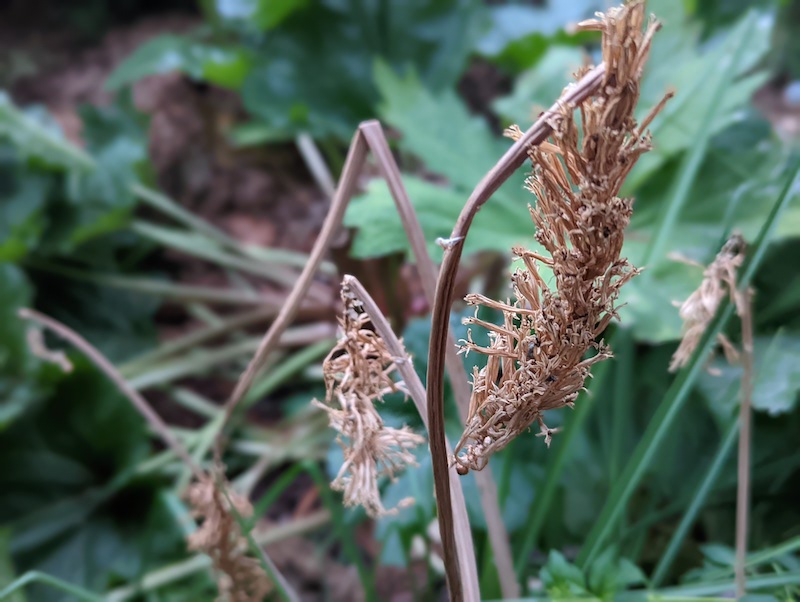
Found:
540,550 -> 589,598
0,94 -> 93,171
476,1 -> 600,72
0,360 -> 183,601
576,157 -> 800,568
0,155 -> 49,261
493,46 -> 586,126
620,114 -> 789,343
0,264 -> 33,377
241,0 -> 485,138
347,64 -> 534,260
627,5 -> 774,190
106,35 -> 253,91
699,332 -> 800,418
346,175 -> 531,261
212,0 -> 309,30
374,61 -> 512,193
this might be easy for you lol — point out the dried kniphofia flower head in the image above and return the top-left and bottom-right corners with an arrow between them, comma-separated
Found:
669,233 -> 748,372
314,280 -> 425,517
186,474 -> 272,602
453,1 -> 671,473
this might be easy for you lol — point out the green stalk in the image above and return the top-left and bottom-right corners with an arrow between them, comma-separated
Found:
241,339 -> 334,409
652,417 -> 739,586
131,220 -> 302,290
655,571 -> 800,597
303,461 -> 378,602
0,572 -> 105,602
250,463 -> 308,522
131,183 -> 239,248
577,158 -> 800,568
25,260 -> 265,305
105,511 -> 330,601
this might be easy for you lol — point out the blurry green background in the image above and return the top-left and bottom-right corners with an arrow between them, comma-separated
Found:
1,0 -> 800,600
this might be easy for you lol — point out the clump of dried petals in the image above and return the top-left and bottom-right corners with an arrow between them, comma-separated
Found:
669,233 -> 748,372
186,475 -> 272,602
453,1 -> 671,473
314,281 -> 425,517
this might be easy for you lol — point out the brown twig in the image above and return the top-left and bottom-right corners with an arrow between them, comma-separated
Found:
19,308 -> 205,481
360,122 -> 517,598
217,127 -> 371,441
735,287 -> 754,599
344,275 -> 480,602
424,63 -> 606,600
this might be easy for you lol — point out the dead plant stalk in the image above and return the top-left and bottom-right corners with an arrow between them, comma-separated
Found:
426,2 -> 669,597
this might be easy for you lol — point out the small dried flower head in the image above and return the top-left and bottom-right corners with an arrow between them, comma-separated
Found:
669,233 -> 748,372
453,1 -> 670,473
186,475 -> 272,602
314,281 -> 425,517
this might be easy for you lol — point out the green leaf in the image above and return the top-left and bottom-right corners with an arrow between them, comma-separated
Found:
699,332 -> 800,418
0,360 -> 183,601
627,5 -> 774,190
0,94 -> 94,171
212,0 -> 309,30
0,156 -> 50,261
540,550 -> 589,598
347,63 -> 535,261
346,175 -> 530,261
476,1 -> 600,72
374,61 -> 512,193
493,46 -> 586,126
576,155 -> 800,568
241,0 -> 485,138
0,529 -> 26,602
106,35 -> 253,91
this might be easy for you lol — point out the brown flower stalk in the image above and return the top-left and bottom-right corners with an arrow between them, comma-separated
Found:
186,475 -> 273,602
453,1 -> 671,473
669,233 -> 748,371
314,282 -> 425,517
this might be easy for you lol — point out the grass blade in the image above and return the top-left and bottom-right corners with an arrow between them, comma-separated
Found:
515,359 -> 612,582
0,571 -> 105,602
577,156 -> 800,568
651,417 -> 739,585
640,12 -> 756,271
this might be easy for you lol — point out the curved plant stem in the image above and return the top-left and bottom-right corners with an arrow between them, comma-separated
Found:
424,63 -> 606,600
18,308 -> 205,481
735,289 -> 754,599
217,127 -> 370,439
344,275 -> 480,602
360,122 -> 517,599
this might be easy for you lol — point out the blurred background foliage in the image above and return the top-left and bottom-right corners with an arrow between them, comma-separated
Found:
1,0 -> 800,600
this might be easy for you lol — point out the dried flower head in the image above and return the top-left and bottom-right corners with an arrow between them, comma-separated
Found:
453,1 -> 670,473
314,281 -> 425,517
186,475 -> 272,602
669,233 -> 748,372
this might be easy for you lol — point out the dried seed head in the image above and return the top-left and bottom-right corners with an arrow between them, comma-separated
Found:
453,1 -> 670,473
186,475 -> 272,602
314,281 -> 425,517
669,233 -> 748,372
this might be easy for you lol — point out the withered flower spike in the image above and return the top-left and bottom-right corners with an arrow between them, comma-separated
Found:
314,280 -> 425,517
670,233 -> 748,372
453,1 -> 670,473
186,474 -> 272,602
